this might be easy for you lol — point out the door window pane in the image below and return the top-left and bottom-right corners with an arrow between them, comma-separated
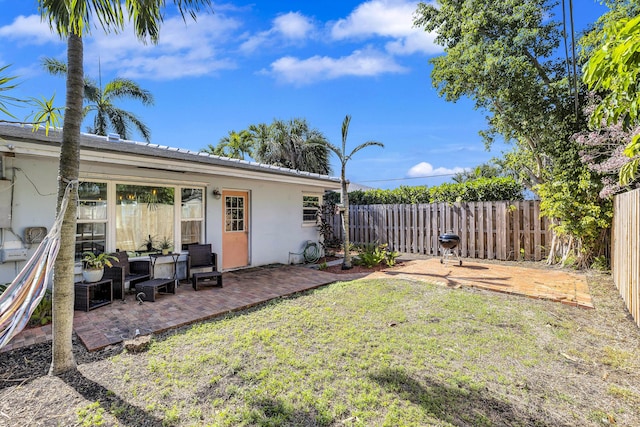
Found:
225,196 -> 245,232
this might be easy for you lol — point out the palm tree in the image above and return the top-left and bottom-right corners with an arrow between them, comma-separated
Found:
452,162 -> 503,183
203,129 -> 253,159
40,0 -> 212,376
42,57 -> 154,141
0,64 -> 62,132
0,65 -> 21,120
249,118 -> 332,175
325,115 -> 383,269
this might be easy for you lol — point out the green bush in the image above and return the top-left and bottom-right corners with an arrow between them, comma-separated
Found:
355,243 -> 388,268
0,284 -> 52,327
342,178 -> 524,206
354,243 -> 399,268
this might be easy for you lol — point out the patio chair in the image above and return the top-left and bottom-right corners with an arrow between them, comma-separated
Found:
187,244 -> 218,278
103,252 -> 152,301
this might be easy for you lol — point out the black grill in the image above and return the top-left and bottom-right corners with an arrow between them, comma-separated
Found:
438,232 -> 462,266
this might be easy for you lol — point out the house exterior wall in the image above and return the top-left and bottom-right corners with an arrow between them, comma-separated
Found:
0,142 -> 332,284
0,154 -> 57,283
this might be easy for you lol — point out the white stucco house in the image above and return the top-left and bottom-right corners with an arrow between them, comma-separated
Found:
0,124 -> 340,284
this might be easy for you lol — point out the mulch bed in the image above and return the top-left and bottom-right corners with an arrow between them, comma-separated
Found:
314,253 -> 405,275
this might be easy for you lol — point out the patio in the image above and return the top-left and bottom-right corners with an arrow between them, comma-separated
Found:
1,258 -> 592,353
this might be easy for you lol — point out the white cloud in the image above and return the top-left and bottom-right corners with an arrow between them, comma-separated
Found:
0,13 -> 240,81
83,14 -> 241,80
0,15 -> 61,46
240,12 -> 314,53
274,12 -> 314,39
265,47 -> 407,85
330,0 -> 441,55
407,162 -> 467,177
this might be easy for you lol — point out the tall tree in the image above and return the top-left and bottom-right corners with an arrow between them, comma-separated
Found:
40,0 -> 212,376
0,64 -> 62,132
452,162 -> 503,183
325,115 -> 383,269
203,129 -> 253,159
413,0 -> 614,267
583,10 -> 640,185
249,118 -> 332,175
42,57 -> 154,141
414,0 -> 582,189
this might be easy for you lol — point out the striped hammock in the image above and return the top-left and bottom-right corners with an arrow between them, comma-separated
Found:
0,180 -> 76,349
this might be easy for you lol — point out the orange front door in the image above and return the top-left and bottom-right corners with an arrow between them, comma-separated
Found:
222,190 -> 249,269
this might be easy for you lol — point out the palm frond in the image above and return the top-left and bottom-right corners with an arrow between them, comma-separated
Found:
346,141 -> 384,161
0,64 -> 23,118
41,57 -> 68,75
104,78 -> 154,105
26,94 -> 63,135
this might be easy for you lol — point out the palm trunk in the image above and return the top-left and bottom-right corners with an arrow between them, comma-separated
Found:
49,33 -> 83,376
342,174 -> 352,269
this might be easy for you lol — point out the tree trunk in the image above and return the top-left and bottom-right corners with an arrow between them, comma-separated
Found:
342,177 -> 352,269
49,33 -> 83,376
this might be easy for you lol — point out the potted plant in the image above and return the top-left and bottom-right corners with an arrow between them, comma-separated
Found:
141,235 -> 156,252
159,237 -> 173,255
82,252 -> 118,283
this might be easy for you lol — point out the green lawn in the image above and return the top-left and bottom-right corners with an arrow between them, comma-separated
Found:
74,276 -> 639,427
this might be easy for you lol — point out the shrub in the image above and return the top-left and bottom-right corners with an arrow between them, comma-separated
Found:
356,243 -> 387,268
345,178 -> 524,206
354,243 -> 399,268
0,284 -> 52,327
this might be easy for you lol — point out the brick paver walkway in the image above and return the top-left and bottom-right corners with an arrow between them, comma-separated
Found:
1,259 -> 592,353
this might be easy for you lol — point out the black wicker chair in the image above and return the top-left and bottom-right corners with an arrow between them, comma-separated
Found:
187,244 -> 218,278
103,252 -> 151,301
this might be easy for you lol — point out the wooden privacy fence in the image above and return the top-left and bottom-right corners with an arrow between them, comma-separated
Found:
327,201 -> 552,262
612,189 -> 640,328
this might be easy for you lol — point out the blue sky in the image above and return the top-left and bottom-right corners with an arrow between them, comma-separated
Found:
1,0 -> 608,188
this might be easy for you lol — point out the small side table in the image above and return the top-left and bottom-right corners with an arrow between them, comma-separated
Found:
149,253 -> 180,287
74,278 -> 113,311
192,271 -> 223,290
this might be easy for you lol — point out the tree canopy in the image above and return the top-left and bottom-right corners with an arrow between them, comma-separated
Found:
203,118 -> 332,175
42,57 -> 154,141
414,0 -> 611,267
583,10 -> 640,185
414,0 -> 583,188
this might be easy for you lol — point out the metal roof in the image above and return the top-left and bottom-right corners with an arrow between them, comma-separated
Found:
0,124 -> 340,185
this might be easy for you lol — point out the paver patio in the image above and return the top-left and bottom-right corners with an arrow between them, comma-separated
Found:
1,258 -> 591,353
369,258 -> 593,309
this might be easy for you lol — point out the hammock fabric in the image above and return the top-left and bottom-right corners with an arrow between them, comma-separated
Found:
0,180 -> 76,349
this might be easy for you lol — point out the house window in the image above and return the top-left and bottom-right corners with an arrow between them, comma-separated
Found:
116,184 -> 175,253
181,188 -> 204,247
76,182 -> 205,256
303,194 -> 321,224
75,181 -> 107,260
225,196 -> 245,232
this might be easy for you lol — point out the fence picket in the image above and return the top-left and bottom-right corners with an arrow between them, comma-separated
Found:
613,189 -> 640,327
326,201 -> 551,262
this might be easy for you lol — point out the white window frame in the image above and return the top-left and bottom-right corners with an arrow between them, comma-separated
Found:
77,179 -> 205,254
75,181 -> 108,260
302,193 -> 321,226
179,187 -> 205,248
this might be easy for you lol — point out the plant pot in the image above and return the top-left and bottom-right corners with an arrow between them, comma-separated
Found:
161,249 -> 169,255
82,268 -> 104,283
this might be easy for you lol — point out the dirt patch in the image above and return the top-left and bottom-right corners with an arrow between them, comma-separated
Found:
319,260 -> 406,275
